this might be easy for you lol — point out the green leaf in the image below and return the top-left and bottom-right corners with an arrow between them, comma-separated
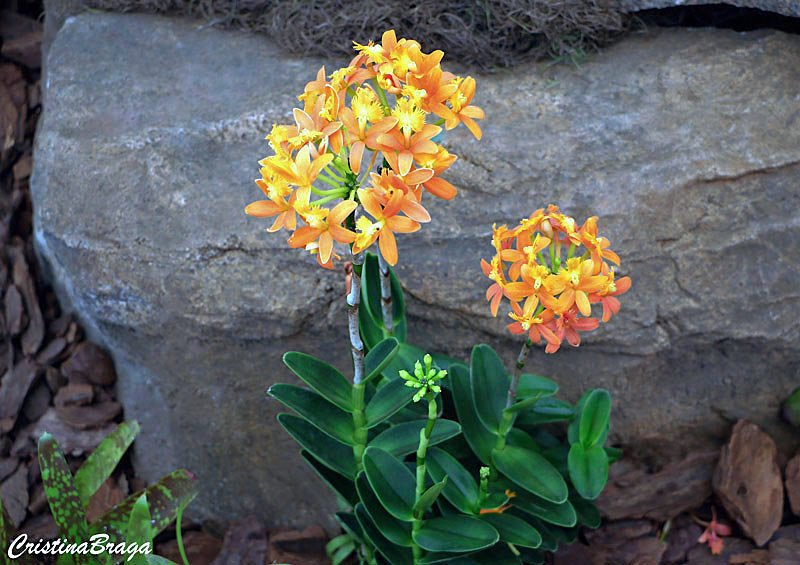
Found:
368,420 -> 461,458
355,503 -> 414,565
146,557 -> 180,565
362,447 -> 416,522
511,489 -> 577,527
361,253 -> 406,325
269,384 -> 355,445
570,496 -> 602,529
413,477 -> 448,515
515,397 -> 575,426
300,450 -> 358,506
527,517 -> 559,552
430,354 -> 464,373
330,538 -> 356,565
579,389 -> 611,447
456,544 -> 522,564
412,515 -> 499,553
567,389 -> 592,444
418,550 -> 479,564
426,448 -> 479,514
364,337 -> 400,384
450,364 -> 495,464
516,547 -> 545,564
92,469 -> 197,543
504,393 -> 544,414
1,497 -> 41,565
480,513 -> 542,548
517,374 -> 558,398
605,446 -> 622,464
365,377 -> 414,428
283,352 -> 353,412
278,414 -> 358,479
38,433 -> 90,553
75,420 -> 139,510
355,472 -> 412,546
335,512 -> 365,546
568,443 -> 608,500
470,345 -> 508,432
492,445 -> 568,504
126,494 -> 152,565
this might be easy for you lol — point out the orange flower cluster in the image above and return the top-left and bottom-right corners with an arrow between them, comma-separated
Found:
246,30 -> 484,268
481,206 -> 631,353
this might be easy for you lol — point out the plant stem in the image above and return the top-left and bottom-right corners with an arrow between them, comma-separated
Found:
347,248 -> 366,386
412,394 -> 438,564
352,381 -> 367,467
175,503 -> 190,565
317,172 -> 344,190
506,339 -> 532,409
377,249 -> 394,333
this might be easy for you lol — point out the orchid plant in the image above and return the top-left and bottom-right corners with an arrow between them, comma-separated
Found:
250,30 -> 630,565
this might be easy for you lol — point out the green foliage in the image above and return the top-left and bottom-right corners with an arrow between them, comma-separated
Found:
269,258 -> 617,564
0,422 -> 196,565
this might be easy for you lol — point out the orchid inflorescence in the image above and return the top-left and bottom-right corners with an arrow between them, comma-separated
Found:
246,30 -> 484,268
482,205 -> 631,353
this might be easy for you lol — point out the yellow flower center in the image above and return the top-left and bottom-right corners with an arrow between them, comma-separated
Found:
392,97 -> 425,138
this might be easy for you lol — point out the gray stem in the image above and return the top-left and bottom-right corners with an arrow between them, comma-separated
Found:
377,249 -> 394,333
506,339 -> 532,408
348,249 -> 366,384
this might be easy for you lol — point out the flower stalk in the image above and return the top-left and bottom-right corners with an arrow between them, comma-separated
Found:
505,338 -> 532,409
377,249 -> 394,333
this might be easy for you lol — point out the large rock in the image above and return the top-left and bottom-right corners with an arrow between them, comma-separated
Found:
621,0 -> 800,18
32,12 -> 800,526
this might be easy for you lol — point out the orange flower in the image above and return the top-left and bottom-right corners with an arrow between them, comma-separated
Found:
288,191 -> 357,264
698,508 -> 732,555
507,300 -> 558,347
445,76 -> 484,139
352,189 -> 422,265
376,123 -> 441,176
544,307 -> 599,354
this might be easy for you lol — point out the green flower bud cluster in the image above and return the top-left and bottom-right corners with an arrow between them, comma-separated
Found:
398,354 -> 447,402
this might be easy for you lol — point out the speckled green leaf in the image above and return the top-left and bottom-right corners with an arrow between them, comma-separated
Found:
75,420 -> 139,510
92,469 -> 197,543
126,493 -> 152,565
38,432 -> 90,562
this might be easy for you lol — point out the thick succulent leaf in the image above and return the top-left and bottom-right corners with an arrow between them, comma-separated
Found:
510,489 -> 577,527
517,374 -> 558,398
570,495 -> 602,529
364,337 -> 400,384
480,513 -> 542,548
368,419 -> 461,458
91,469 -> 197,542
429,354 -> 464,374
75,420 -> 139,509
516,547 -> 545,564
412,515 -> 499,553
579,389 -> 611,447
360,302 -> 386,350
355,503 -> 413,565
335,511 -> 365,546
300,450 -> 358,507
418,550 -> 479,564
426,448 -> 479,514
361,252 -> 406,326
449,364 -> 495,464
413,477 -> 448,515
365,377 -> 414,428
355,472 -> 412,546
515,397 -> 575,426
362,447 -> 416,522
453,544 -> 522,564
38,433 -> 90,551
470,345 -> 508,433
605,446 -> 623,464
269,384 -> 355,445
492,445 -> 568,504
568,443 -> 609,500
278,414 -> 358,479
283,352 -> 353,412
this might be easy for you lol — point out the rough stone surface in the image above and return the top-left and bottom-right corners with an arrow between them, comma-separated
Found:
712,421 -> 784,547
785,453 -> 800,516
32,12 -> 800,525
621,0 -> 800,18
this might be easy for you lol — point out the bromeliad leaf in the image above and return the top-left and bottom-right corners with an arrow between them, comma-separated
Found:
91,469 -> 198,543
368,419 -> 461,458
126,493 -> 152,565
1,497 -> 40,565
363,337 -> 400,384
75,420 -> 140,509
282,352 -> 353,412
412,515 -> 499,553
269,384 -> 355,445
362,447 -> 416,522
38,433 -> 90,555
365,376 -> 415,427
470,345 -> 508,433
278,414 -> 358,479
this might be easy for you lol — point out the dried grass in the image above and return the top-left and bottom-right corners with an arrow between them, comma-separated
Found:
85,0 -> 632,69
